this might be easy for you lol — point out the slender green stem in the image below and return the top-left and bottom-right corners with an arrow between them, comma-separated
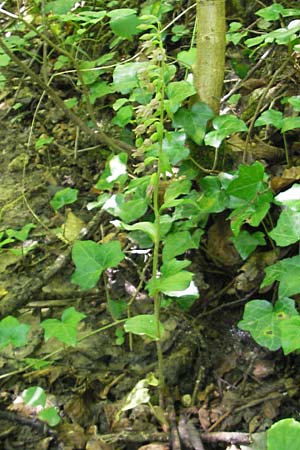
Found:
150,26 -> 168,405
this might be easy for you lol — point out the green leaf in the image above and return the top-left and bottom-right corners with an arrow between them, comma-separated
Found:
79,61 -> 99,85
254,109 -> 283,129
245,35 -> 266,47
261,256 -> 300,299
285,95 -> 300,112
162,179 -> 192,206
112,105 -> 133,127
119,198 -> 149,223
95,153 -> 128,190
124,315 -> 164,340
71,240 -> 125,289
64,98 -> 78,109
281,116 -> 300,133
61,307 -> 86,327
165,81 -> 196,114
6,223 -> 36,241
0,54 -> 10,67
238,298 -> 297,351
269,208 -> 300,246
173,102 -> 214,145
162,131 -> 189,165
23,386 -> 46,407
89,81 -> 115,105
108,9 -> 140,39
156,271 -> 193,294
205,115 -> 247,148
118,221 -> 157,242
256,4 -> 285,21
0,316 -> 29,348
198,175 -> 228,213
35,136 -> 54,149
41,307 -> 86,346
231,230 -> 265,260
161,258 -> 191,277
162,231 -> 198,261
113,62 -> 148,94
38,407 -> 61,426
226,161 -> 267,201
50,188 -> 78,211
45,0 -> 77,14
267,419 -> 300,450
275,184 -> 300,211
176,48 -> 197,68
267,20 -> 300,45
108,299 -> 127,321
280,316 -> 300,354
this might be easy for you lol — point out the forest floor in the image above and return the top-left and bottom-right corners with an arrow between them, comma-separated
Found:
1,7 -> 300,450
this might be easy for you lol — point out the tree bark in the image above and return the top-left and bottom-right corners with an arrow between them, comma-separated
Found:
194,0 -> 226,115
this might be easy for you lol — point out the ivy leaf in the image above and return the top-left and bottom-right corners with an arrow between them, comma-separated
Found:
160,258 -> 191,277
267,20 -> 300,45
281,116 -> 300,133
284,95 -> 300,112
256,4 -> 285,21
198,175 -> 229,213
254,109 -> 283,129
231,230 -> 266,259
50,188 -> 78,211
119,198 -> 148,223
23,386 -> 46,407
165,81 -> 196,114
280,316 -> 300,354
270,208 -> 300,246
113,62 -> 148,94
176,48 -> 197,68
162,179 -> 192,207
6,223 -> 36,241
71,240 -> 125,289
162,231 -> 199,261
124,315 -> 164,340
261,256 -> 300,299
229,190 -> 272,236
38,407 -> 61,426
226,161 -> 267,201
117,221 -> 157,242
89,81 -> 115,105
173,102 -> 214,145
267,419 -> 300,450
205,115 -> 247,148
108,9 -> 140,39
112,105 -> 133,127
162,131 -> 189,164
0,316 -> 29,348
0,54 -> 10,67
238,298 -> 297,351
275,184 -> 300,211
41,307 -> 86,346
45,0 -> 77,14
155,271 -> 193,294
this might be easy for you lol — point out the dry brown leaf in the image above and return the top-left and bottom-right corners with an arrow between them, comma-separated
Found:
57,422 -> 87,449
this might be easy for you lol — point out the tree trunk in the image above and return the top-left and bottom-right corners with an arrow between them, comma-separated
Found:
194,0 -> 226,115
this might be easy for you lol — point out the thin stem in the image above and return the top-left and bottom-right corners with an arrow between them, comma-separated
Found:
282,132 -> 290,167
150,27 -> 168,405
